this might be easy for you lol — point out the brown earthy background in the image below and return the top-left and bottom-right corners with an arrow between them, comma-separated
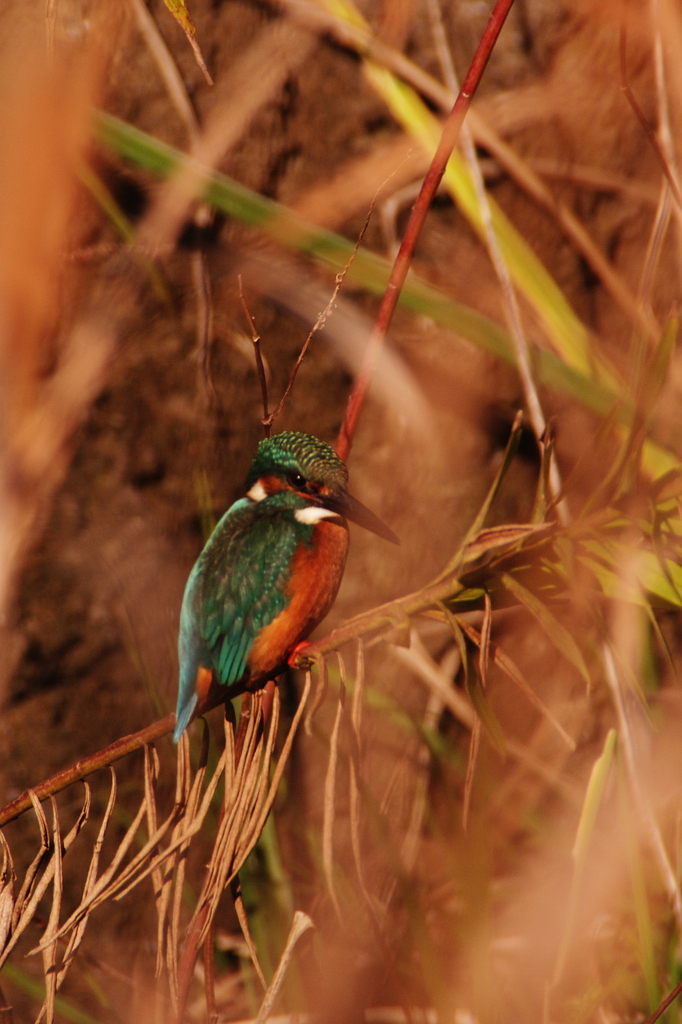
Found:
0,0 -> 681,1021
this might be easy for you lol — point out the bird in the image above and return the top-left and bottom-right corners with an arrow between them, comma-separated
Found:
173,431 -> 398,741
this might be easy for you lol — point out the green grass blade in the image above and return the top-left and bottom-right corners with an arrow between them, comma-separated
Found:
366,65 -> 593,374
94,112 -> 681,479
92,112 -> 604,400
572,728 -> 616,875
578,540 -> 682,609
554,729 -> 616,985
2,963 -> 105,1024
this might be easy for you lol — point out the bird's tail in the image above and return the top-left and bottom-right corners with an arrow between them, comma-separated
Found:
173,691 -> 198,743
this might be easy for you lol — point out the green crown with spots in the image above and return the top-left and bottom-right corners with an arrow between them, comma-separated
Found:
246,432 -> 348,490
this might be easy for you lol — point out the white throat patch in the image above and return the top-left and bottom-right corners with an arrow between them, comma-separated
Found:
294,506 -> 342,525
247,480 -> 267,503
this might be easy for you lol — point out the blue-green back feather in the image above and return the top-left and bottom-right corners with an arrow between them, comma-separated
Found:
174,492 -> 313,742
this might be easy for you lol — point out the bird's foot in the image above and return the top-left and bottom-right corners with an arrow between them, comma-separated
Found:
288,640 -> 314,670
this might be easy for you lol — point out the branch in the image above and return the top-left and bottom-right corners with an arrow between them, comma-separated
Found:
335,0 -> 516,460
0,714 -> 175,828
0,571 -> 465,833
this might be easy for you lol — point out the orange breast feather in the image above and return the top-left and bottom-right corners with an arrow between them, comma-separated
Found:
247,519 -> 349,682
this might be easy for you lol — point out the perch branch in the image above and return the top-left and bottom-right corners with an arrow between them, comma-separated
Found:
0,715 -> 175,828
335,0 -> 516,460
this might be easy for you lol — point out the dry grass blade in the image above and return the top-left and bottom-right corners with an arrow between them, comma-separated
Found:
56,773 -> 115,988
349,641 -> 372,902
305,656 -> 328,735
111,744 -> 227,907
7,811 -> 48,940
0,833 -> 15,954
162,0 -> 213,85
159,731 -> 195,987
323,654 -> 347,920
192,695 -> 268,945
552,727 -> 617,988
173,698 -> 273,1016
232,879 -> 267,990
236,694 -> 282,859
239,277 -> 271,431
130,0 -> 200,140
604,639 -> 682,934
455,615 -> 575,750
1,787 -> 88,970
143,746 -> 164,932
393,632 -> 474,729
236,671 -> 312,866
43,763 -> 153,943
462,718 -> 482,832
255,911 -> 314,1024
501,573 -> 590,686
400,644 -> 458,872
479,592 -> 492,687
37,798 -> 62,1024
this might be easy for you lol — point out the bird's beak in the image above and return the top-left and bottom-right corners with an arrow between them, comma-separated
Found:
323,489 -> 399,544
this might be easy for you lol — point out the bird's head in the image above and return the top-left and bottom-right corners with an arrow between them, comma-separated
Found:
245,431 -> 398,544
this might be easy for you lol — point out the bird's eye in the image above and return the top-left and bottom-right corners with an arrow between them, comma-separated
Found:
289,471 -> 306,489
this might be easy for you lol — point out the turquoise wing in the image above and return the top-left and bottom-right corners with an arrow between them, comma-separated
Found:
200,505 -> 299,688
174,495 -> 310,743
197,501 -> 301,687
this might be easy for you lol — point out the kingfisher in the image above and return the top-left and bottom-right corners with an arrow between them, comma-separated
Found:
174,431 -> 398,741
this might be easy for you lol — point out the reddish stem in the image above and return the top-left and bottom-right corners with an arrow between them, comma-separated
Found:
0,713 -> 175,828
203,917 -> 218,1024
644,977 -> 682,1024
336,0 -> 515,461
176,903 -> 210,1021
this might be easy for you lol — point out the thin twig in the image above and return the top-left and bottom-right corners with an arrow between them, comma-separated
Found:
267,203 -> 375,432
335,0 -> 515,459
240,205 -> 375,436
620,21 -> 682,213
239,276 -> 270,433
644,976 -> 682,1024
